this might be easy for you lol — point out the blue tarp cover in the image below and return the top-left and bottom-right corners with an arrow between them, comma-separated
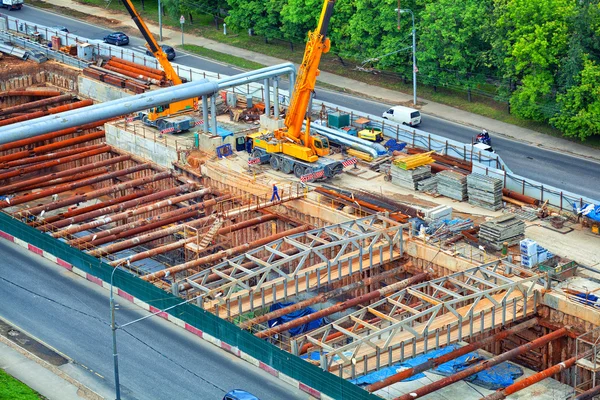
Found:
351,344 -> 523,390
268,302 -> 324,336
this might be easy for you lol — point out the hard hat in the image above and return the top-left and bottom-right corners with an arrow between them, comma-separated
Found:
482,129 -> 488,134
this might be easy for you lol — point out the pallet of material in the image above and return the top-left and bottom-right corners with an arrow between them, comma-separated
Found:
390,164 -> 432,190
392,151 -> 435,170
479,214 -> 525,250
467,173 -> 503,211
437,170 -> 468,201
417,175 -> 438,193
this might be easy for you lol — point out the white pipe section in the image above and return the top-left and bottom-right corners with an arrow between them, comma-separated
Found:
309,124 -> 380,160
0,80 -> 219,144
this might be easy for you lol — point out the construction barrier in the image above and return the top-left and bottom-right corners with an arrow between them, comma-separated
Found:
0,211 -> 378,400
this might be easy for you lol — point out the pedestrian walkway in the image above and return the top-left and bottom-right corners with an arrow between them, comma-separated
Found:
36,0 -> 600,163
0,336 -> 101,400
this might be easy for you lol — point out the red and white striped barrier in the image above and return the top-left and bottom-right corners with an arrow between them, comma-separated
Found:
193,119 -> 204,126
247,157 -> 261,165
300,169 -> 324,183
342,157 -> 358,167
160,127 -> 176,134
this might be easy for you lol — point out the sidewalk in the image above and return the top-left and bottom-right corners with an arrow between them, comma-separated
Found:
0,335 -> 102,400
39,0 -> 600,163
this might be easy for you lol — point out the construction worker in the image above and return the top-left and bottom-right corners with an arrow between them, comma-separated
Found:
271,183 -> 280,202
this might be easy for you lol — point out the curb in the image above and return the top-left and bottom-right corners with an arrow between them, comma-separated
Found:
0,331 -> 103,400
0,230 -> 332,400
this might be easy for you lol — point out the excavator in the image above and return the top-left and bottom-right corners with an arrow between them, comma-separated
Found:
119,0 -> 198,133
248,0 -> 345,180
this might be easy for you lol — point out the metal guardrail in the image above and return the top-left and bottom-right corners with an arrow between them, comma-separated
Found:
0,30 -> 88,68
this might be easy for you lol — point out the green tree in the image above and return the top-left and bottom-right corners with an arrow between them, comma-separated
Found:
280,0 -> 323,43
551,59 -> 600,141
417,0 -> 494,90
225,0 -> 282,41
496,0 -> 576,121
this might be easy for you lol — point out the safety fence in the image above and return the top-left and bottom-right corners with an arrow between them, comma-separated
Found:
0,211 -> 378,400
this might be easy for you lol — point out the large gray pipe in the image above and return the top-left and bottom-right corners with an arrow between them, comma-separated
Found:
309,124 -> 381,160
0,80 -> 219,144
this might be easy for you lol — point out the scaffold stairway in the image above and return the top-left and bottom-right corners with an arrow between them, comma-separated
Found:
197,218 -> 223,250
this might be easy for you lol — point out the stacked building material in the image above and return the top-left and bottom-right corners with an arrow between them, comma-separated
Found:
423,205 -> 452,224
417,175 -> 438,193
437,170 -> 468,201
390,164 -> 432,190
467,173 -> 503,210
480,214 -> 525,250
392,151 -> 435,170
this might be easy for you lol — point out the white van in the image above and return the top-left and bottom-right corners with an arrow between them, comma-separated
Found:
382,105 -> 421,127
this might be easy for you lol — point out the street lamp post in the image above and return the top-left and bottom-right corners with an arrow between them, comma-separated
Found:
109,265 -> 123,400
398,8 -> 417,106
158,0 -> 162,41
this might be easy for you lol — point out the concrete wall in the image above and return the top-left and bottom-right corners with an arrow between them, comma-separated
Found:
78,76 -> 131,103
105,123 -> 178,169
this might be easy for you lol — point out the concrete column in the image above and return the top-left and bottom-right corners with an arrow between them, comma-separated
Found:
202,94 -> 209,134
263,78 -> 271,117
273,78 -> 280,119
210,95 -> 217,135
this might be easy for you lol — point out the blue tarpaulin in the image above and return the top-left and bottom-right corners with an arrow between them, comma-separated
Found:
351,344 -> 523,390
268,302 -> 324,336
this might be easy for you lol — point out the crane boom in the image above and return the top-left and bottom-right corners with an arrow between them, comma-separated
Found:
280,0 -> 335,144
119,0 -> 182,85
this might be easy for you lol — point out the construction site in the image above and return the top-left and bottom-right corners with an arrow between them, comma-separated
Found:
1,1 -> 600,400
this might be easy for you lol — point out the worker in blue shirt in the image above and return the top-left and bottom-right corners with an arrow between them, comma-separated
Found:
271,183 -> 280,202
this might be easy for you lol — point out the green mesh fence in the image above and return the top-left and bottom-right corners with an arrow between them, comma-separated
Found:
0,212 -> 379,400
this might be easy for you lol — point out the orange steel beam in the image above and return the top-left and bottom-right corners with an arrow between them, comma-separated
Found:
0,94 -> 72,116
17,171 -> 173,218
0,120 -> 107,152
85,195 -> 232,257
1,161 -> 146,208
255,271 -> 427,339
366,318 -> 538,392
0,99 -> 94,128
109,57 -> 165,76
56,187 -> 211,238
483,352 -> 586,400
0,91 -> 62,97
109,213 -> 279,266
1,144 -> 108,169
36,190 -> 153,228
44,184 -> 197,231
106,60 -> 164,81
240,265 -> 406,330
142,225 -> 312,282
0,153 -> 131,195
0,145 -> 111,181
0,131 -> 105,164
394,327 -> 569,400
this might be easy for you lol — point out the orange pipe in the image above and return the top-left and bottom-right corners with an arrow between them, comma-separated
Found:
110,57 -> 165,76
0,111 -> 46,127
0,100 -> 93,128
0,131 -> 105,164
1,144 -> 107,169
103,65 -> 161,82
0,94 -> 72,116
106,61 -> 164,81
0,91 -> 62,97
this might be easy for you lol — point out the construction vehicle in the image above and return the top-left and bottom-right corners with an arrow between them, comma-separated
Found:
249,0 -> 345,180
118,0 -> 198,133
1,0 -> 23,10
357,128 -> 384,142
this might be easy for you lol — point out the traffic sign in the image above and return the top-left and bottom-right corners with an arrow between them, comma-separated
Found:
180,15 -> 185,24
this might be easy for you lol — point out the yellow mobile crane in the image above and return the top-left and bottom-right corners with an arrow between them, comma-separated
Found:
119,0 -> 198,132
248,0 -> 346,179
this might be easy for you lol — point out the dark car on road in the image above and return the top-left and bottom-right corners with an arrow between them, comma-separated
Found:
52,26 -> 69,33
146,44 -> 176,61
103,32 -> 129,46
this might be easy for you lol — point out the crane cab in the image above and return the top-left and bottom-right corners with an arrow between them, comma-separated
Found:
312,135 -> 330,157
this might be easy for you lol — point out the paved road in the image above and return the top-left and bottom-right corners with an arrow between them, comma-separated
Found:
11,6 -> 600,200
0,239 -> 308,400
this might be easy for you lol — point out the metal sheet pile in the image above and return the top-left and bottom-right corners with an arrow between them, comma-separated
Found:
479,214 -> 525,250
437,170 -> 468,201
467,173 -> 503,211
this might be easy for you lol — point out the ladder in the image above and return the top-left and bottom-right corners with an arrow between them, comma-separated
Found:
196,217 -> 223,250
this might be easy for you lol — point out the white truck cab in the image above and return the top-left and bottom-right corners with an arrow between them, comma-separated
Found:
382,105 -> 421,127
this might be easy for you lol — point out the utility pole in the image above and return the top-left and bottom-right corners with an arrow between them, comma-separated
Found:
158,0 -> 162,41
397,9 -> 418,106
180,15 -> 185,46
109,266 -> 122,400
